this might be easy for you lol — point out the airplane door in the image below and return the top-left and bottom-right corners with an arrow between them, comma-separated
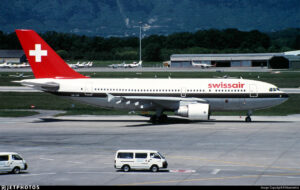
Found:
85,83 -> 93,96
181,87 -> 186,97
250,84 -> 258,98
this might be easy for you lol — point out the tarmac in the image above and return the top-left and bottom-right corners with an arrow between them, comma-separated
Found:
1,113 -> 300,186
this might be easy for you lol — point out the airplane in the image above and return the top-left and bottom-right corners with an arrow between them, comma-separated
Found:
191,60 -> 216,68
75,61 -> 90,68
0,62 -> 9,68
108,61 -> 142,68
68,61 -> 93,69
9,73 -> 33,78
108,61 -> 126,68
0,62 -> 30,69
126,61 -> 142,68
14,29 -> 289,123
13,62 -> 30,68
85,61 -> 93,67
284,50 -> 300,56
67,62 -> 78,69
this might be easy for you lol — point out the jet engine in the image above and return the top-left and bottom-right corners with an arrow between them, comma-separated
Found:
175,103 -> 210,120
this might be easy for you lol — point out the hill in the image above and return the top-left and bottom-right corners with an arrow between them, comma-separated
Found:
1,0 -> 300,36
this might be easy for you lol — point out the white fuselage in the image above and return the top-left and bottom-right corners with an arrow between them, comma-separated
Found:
25,78 -> 288,112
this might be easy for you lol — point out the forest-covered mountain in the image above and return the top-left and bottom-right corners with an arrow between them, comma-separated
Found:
1,0 -> 300,36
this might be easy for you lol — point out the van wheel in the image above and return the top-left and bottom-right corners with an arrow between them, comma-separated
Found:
151,165 -> 159,172
12,167 -> 21,174
122,165 -> 130,172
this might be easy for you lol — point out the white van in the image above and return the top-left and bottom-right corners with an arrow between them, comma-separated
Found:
0,152 -> 28,174
114,150 -> 168,172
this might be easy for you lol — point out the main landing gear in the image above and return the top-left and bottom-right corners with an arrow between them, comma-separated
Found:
150,114 -> 168,124
150,108 -> 168,124
245,110 -> 252,122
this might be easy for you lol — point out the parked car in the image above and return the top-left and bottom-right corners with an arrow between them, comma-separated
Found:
0,152 -> 28,174
114,150 -> 168,172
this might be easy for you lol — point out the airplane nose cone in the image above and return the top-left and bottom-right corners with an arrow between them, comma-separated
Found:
274,92 -> 289,106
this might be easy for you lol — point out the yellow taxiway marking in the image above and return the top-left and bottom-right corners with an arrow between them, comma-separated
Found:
119,172 -> 300,186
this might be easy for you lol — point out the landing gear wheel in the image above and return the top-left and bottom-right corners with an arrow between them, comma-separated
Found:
158,114 -> 168,123
150,114 -> 168,124
150,115 -> 157,124
245,116 -> 252,122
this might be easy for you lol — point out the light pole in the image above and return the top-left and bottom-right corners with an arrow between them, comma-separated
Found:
139,24 -> 142,62
134,23 -> 164,62
134,22 -> 143,62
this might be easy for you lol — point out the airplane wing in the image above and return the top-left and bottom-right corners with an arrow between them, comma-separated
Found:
106,93 -> 208,110
119,96 -> 207,103
13,80 -> 59,92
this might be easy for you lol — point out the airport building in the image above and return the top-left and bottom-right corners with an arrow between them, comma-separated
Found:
170,53 -> 300,69
0,50 -> 26,63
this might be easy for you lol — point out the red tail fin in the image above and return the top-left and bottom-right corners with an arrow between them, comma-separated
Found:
15,29 -> 88,79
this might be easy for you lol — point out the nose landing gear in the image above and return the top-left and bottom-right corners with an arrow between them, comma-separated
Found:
245,110 -> 252,122
245,116 -> 252,122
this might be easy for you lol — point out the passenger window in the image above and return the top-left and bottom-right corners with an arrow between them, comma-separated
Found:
12,155 -> 23,160
135,153 -> 147,159
0,155 -> 9,161
150,153 -> 161,159
117,153 -> 133,159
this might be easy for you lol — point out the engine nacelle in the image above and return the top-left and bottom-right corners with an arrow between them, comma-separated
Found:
175,103 -> 210,120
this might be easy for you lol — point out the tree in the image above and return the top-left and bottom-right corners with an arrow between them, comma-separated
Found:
292,35 -> 300,49
143,43 -> 161,61
56,50 -> 69,59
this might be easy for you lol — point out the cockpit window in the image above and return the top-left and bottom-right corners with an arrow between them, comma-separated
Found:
269,88 -> 280,92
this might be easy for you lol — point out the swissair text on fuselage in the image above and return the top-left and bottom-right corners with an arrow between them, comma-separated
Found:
208,82 -> 245,89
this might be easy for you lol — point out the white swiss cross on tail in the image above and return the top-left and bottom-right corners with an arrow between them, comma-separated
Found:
29,44 -> 47,62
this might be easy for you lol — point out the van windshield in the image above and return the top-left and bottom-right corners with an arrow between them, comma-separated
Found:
12,155 -> 23,160
157,152 -> 165,159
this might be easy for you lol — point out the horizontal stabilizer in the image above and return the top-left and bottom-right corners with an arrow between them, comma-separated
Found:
14,80 -> 59,92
